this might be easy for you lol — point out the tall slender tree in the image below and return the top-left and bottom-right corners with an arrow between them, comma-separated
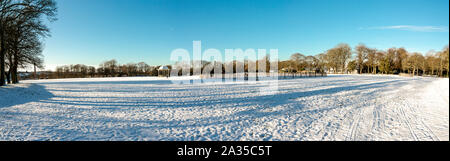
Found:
355,44 -> 368,74
395,48 -> 408,73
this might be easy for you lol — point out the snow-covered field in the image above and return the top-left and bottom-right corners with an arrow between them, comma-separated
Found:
0,75 -> 448,141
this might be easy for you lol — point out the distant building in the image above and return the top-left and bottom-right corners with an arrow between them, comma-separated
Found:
157,66 -> 170,77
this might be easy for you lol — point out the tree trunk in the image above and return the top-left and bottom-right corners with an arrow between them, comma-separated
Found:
6,71 -> 11,84
0,29 -> 5,86
343,64 -> 346,74
447,63 -> 449,77
6,54 -> 12,84
359,64 -> 363,74
12,67 -> 17,83
12,54 -> 19,83
34,63 -> 37,80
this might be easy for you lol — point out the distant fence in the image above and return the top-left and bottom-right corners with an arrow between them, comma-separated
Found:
198,71 -> 327,80
279,71 -> 327,79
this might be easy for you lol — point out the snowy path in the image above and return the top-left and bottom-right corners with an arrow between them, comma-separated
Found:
0,75 -> 448,141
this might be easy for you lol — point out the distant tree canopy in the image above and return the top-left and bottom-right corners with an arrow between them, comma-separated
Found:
0,0 -> 57,86
52,60 -> 159,79
280,44 -> 449,77
22,43 -> 450,80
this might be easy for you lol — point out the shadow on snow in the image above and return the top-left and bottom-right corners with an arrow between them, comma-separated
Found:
0,84 -> 54,109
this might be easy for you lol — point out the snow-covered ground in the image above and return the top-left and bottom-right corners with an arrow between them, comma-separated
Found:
0,75 -> 448,141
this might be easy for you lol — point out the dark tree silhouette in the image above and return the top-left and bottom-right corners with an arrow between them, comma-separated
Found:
0,0 -> 57,86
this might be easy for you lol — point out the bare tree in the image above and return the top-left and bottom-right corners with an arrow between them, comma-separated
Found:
333,43 -> 352,73
425,51 -> 438,75
325,48 -> 339,73
290,53 -> 305,72
375,51 -> 385,74
440,45 -> 449,77
0,0 -> 57,85
137,62 -> 149,74
395,48 -> 408,73
355,44 -> 368,74
366,48 -> 377,74
100,59 -> 118,77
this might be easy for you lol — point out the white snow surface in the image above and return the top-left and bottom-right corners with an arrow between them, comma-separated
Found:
0,75 -> 448,141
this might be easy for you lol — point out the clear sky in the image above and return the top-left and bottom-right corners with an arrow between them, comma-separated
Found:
42,0 -> 449,71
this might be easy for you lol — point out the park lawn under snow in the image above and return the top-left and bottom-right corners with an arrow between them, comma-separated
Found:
0,75 -> 448,141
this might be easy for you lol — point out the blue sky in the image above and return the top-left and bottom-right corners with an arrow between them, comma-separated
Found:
42,0 -> 449,70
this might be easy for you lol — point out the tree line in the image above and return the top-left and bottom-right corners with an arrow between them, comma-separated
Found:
50,59 -> 271,79
352,44 -> 449,76
280,43 -> 449,77
0,0 -> 57,86
20,42 -> 450,80
51,60 -> 161,79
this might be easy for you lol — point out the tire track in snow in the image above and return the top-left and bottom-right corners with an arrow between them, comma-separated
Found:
300,79 -> 404,141
340,80 -> 406,140
296,84 -> 373,140
345,108 -> 363,141
418,117 -> 440,141
341,81 -> 391,141
394,82 -> 437,141
398,106 -> 419,140
371,105 -> 385,132
408,80 -> 440,141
